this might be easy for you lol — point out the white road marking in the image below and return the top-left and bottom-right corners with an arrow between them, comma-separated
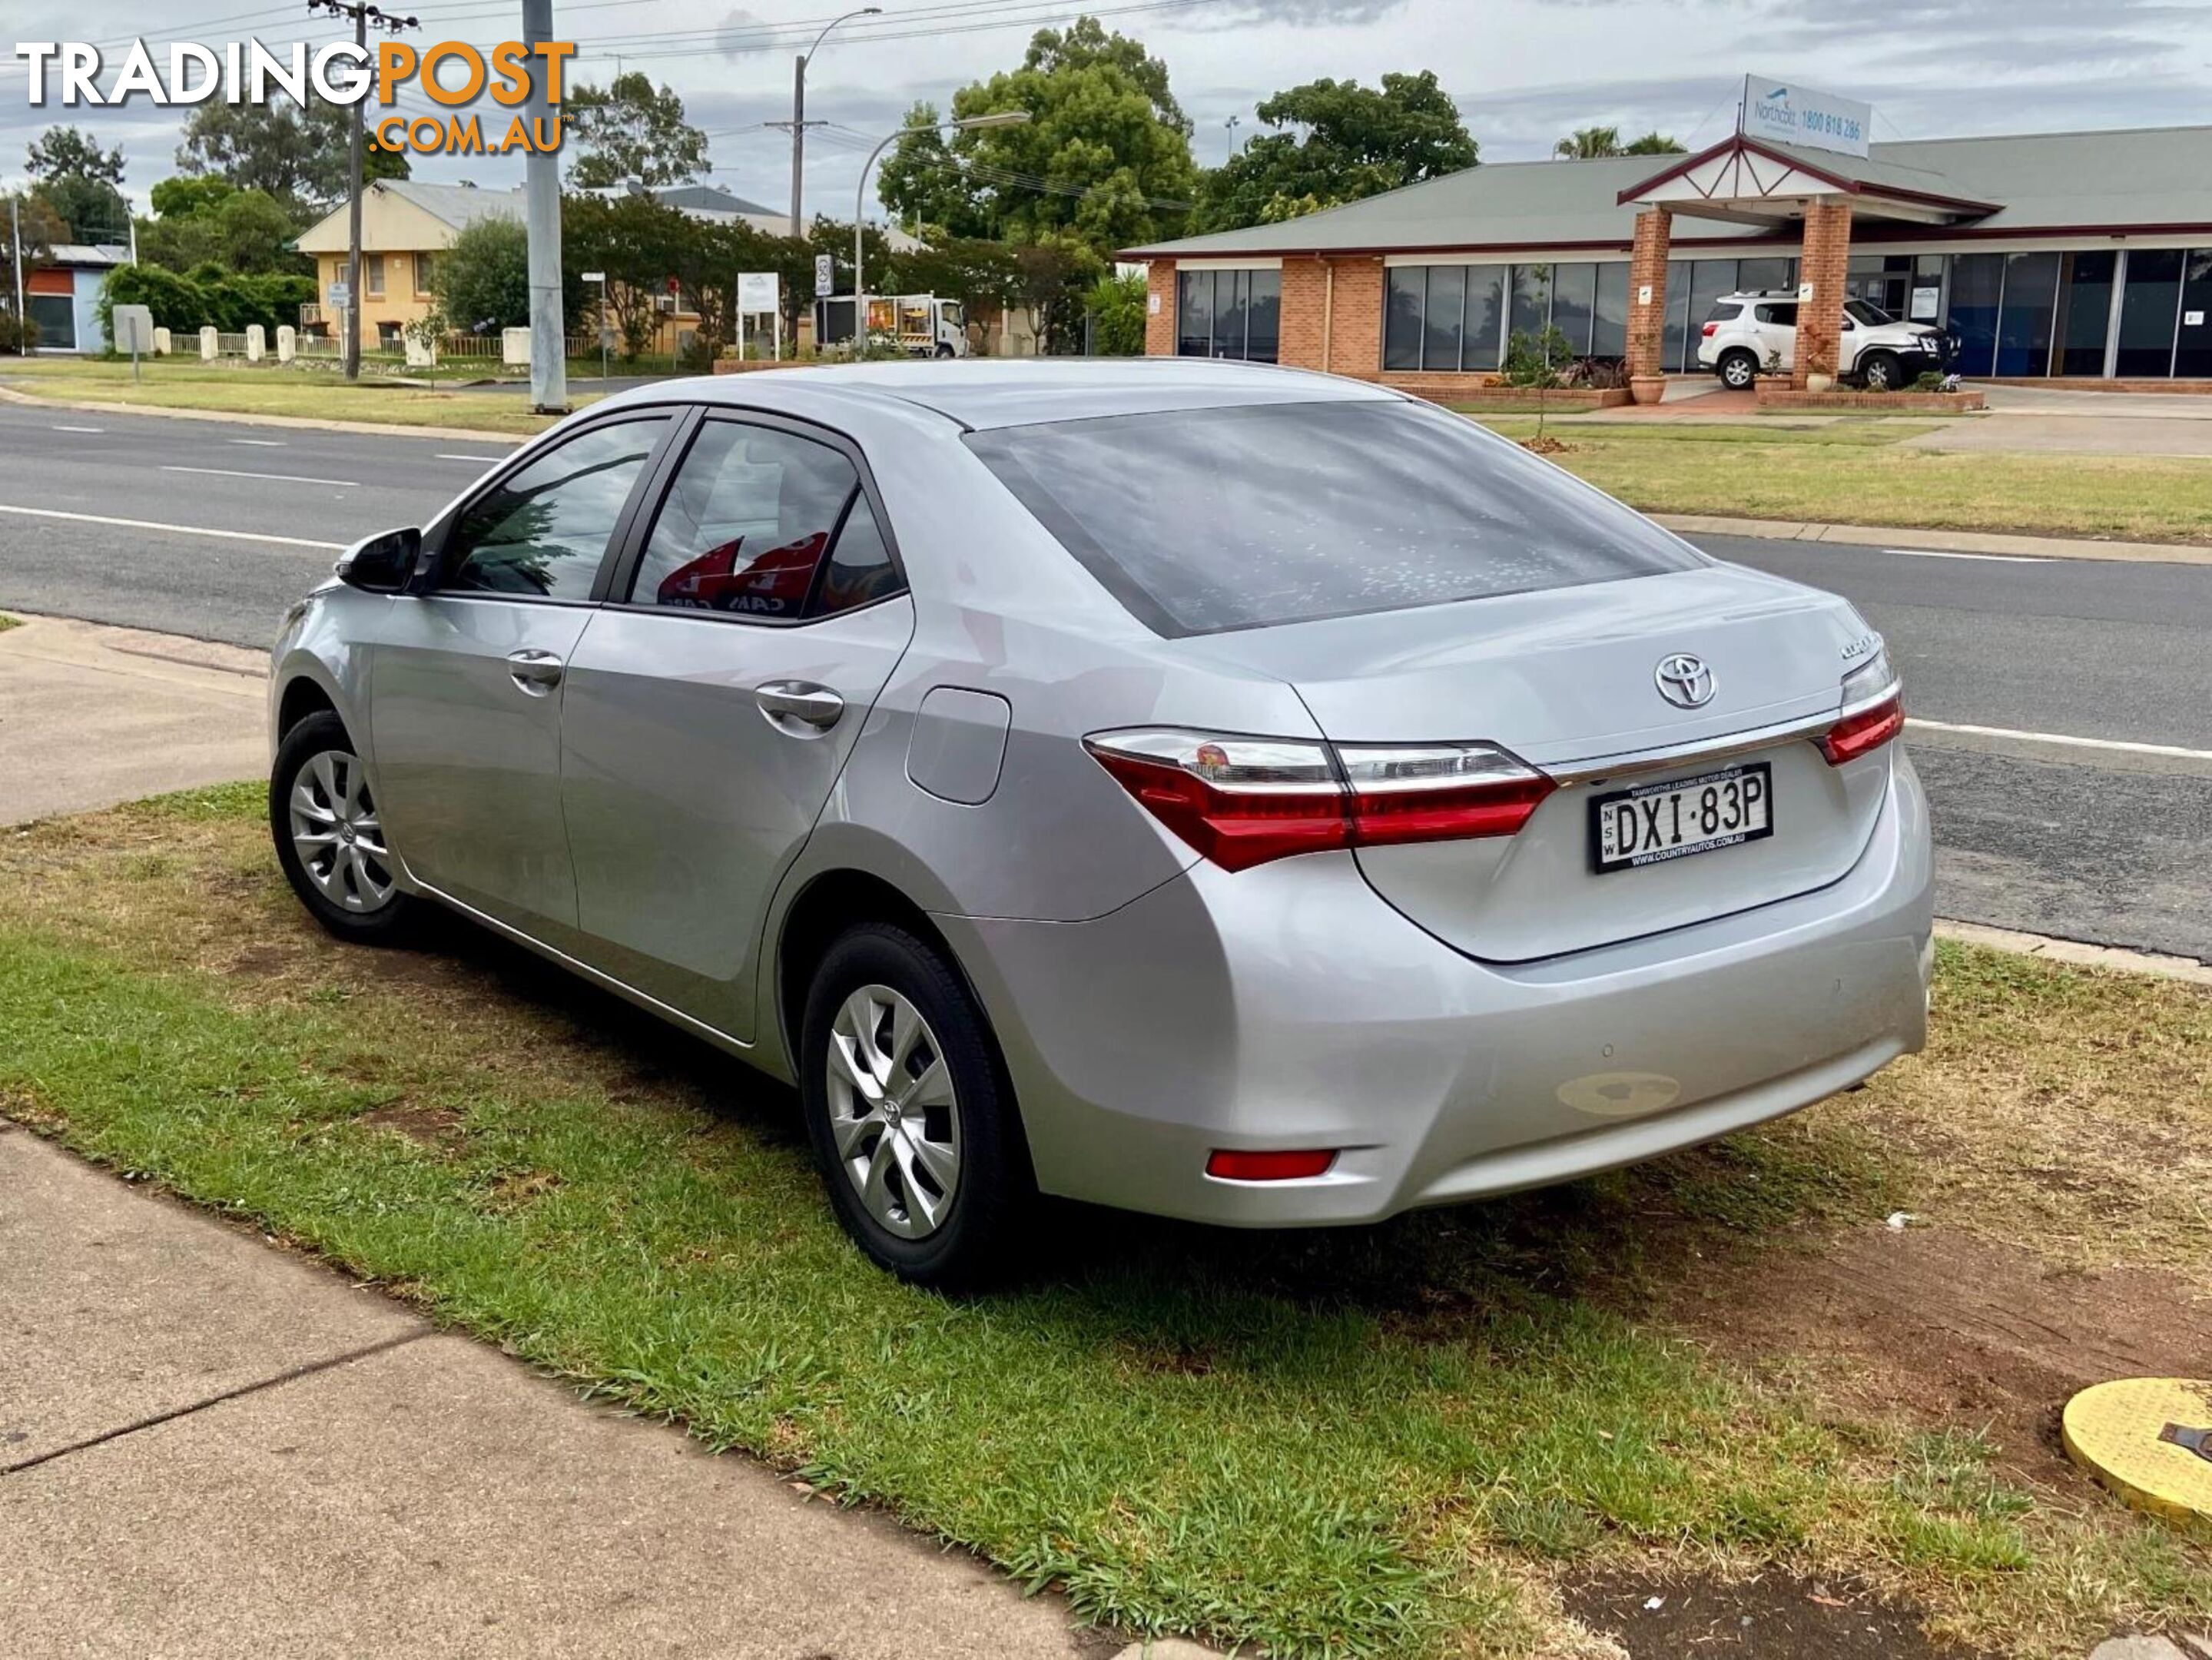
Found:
161,464 -> 359,487
0,503 -> 343,549
227,437 -> 288,447
51,423 -> 104,433
1882,547 -> 2048,564
1908,717 -> 2212,762
434,453 -> 506,463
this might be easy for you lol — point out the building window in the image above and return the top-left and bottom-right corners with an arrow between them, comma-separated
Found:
363,254 -> 386,298
1173,268 -> 1280,363
1383,264 -> 1508,371
1422,264 -> 1465,370
1591,262 -> 1629,357
1947,253 -> 2004,377
27,294 -> 75,350
2052,251 -> 2118,377
414,252 -> 438,296
2177,251 -> 2212,379
1547,263 -> 1597,356
1995,251 -> 2060,376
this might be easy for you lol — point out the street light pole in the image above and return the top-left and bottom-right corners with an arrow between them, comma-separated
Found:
853,109 -> 1027,349
788,8 -> 880,237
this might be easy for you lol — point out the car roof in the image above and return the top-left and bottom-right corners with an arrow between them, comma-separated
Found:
613,357 -> 1403,433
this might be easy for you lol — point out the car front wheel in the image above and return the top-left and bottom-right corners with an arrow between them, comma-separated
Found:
270,709 -> 415,942
799,923 -> 1027,1288
1860,350 -> 1903,392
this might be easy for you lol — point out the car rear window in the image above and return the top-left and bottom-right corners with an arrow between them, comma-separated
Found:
1706,301 -> 1744,321
963,399 -> 1704,636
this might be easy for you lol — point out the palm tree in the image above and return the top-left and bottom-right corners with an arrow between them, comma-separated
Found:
1554,125 -> 1622,160
1623,131 -> 1686,155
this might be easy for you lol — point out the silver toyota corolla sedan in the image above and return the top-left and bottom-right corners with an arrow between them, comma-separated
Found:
269,359 -> 1932,1285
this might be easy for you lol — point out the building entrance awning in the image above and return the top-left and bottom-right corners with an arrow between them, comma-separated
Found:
1618,134 -> 2002,228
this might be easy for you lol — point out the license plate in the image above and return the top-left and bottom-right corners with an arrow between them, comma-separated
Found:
1590,762 -> 1773,872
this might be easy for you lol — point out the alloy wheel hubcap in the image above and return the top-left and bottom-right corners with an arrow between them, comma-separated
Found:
825,984 -> 961,1239
289,749 -> 395,914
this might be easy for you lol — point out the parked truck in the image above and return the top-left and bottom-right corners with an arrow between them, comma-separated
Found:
813,294 -> 969,358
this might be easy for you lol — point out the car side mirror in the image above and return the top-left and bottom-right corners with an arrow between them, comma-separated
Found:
335,527 -> 422,593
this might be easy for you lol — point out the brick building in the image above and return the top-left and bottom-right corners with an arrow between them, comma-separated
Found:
1125,121 -> 2212,397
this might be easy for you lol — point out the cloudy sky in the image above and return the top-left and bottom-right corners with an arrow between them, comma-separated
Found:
4,0 -> 2210,228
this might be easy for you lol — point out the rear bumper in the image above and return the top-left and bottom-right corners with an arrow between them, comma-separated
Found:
940,751 -> 1933,1227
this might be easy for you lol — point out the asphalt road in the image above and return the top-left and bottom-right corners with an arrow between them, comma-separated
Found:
2,399 -> 2207,962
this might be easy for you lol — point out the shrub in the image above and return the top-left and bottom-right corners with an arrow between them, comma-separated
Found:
98,264 -> 315,344
1082,271 -> 1148,357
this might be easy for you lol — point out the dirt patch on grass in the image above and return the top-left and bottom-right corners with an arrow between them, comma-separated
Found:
1664,1223 -> 2212,1491
354,1099 -> 463,1147
1565,1568 -> 1985,1659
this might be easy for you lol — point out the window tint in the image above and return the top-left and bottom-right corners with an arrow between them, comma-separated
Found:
1706,301 -> 1743,322
1844,299 -> 1893,326
1754,303 -> 1798,326
628,420 -> 894,622
443,417 -> 670,600
968,400 -> 1703,638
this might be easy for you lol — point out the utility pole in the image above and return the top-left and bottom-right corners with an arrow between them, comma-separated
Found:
523,0 -> 567,413
780,8 -> 879,236
10,195 -> 25,357
312,2 -> 420,382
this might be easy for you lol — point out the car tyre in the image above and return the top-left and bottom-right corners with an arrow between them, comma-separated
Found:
1860,350 -> 1902,392
270,709 -> 416,943
934,342 -> 956,359
1717,349 -> 1758,390
800,922 -> 1028,1289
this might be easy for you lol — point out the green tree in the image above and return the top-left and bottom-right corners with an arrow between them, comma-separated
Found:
877,18 -> 1198,257
138,186 -> 308,276
1083,269 -> 1147,355
433,217 -> 532,334
175,95 -> 406,212
1196,72 -> 1474,233
563,191 -> 698,360
1554,124 -> 1621,159
565,73 -> 708,189
1554,126 -> 1684,160
26,124 -> 130,242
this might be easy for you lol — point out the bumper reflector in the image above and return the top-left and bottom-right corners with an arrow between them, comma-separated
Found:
1205,1148 -> 1337,1181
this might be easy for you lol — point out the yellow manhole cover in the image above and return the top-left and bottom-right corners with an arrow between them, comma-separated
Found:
2061,1377 -> 2212,1534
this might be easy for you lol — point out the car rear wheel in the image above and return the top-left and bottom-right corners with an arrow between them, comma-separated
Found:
1717,349 -> 1758,390
799,922 -> 1026,1288
1860,350 -> 1903,392
270,709 -> 415,942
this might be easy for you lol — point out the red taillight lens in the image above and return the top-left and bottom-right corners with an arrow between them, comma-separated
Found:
1818,689 -> 1904,765
1206,1148 -> 1336,1181
1701,320 -> 1720,337
1086,730 -> 1554,872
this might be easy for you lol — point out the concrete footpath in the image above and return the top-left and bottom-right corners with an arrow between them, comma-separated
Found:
0,1126 -> 1142,1658
0,613 -> 267,825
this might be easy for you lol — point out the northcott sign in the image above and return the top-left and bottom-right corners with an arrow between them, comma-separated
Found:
1739,75 -> 1872,159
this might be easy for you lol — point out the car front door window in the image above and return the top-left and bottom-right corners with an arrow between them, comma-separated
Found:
443,418 -> 671,600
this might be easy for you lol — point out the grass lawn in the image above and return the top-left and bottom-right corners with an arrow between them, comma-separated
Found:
0,356 -> 583,437
1,786 -> 2207,1657
1470,415 -> 2212,543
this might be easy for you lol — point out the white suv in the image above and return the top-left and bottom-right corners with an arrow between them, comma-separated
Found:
1697,291 -> 1951,391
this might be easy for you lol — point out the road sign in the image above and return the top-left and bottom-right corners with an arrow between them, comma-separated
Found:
325,282 -> 351,310
738,271 -> 780,314
582,271 -> 605,284
814,254 -> 835,298
111,304 -> 154,355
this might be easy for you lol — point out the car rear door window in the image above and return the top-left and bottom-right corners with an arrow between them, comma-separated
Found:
442,417 -> 671,600
967,399 -> 1704,637
1754,303 -> 1798,326
628,420 -> 901,622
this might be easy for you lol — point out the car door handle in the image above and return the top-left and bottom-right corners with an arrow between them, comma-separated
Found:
506,648 -> 565,696
755,679 -> 844,735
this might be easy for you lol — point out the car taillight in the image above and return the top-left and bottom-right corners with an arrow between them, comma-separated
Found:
1701,320 -> 1720,337
1085,729 -> 1555,872
1819,643 -> 1904,765
1819,690 -> 1904,765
